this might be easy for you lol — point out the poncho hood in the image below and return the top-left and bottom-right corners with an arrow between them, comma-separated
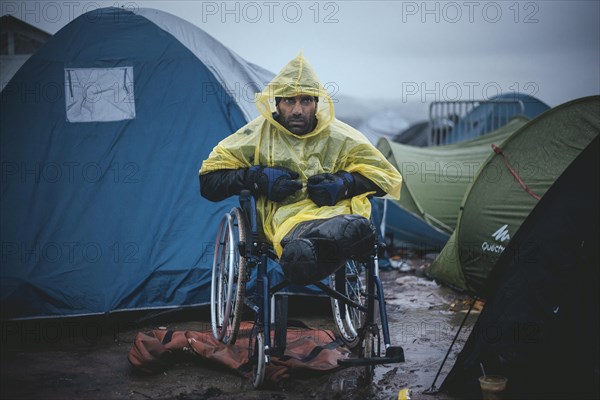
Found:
255,53 -> 334,139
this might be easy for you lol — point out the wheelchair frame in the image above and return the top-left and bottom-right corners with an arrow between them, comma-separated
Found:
210,190 -> 404,388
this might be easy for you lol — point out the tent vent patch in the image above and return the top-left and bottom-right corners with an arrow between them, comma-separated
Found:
65,67 -> 136,122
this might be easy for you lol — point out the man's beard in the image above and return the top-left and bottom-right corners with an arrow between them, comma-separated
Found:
281,114 -> 317,135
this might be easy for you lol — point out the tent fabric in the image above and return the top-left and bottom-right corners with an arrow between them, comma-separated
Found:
358,110 -> 409,145
0,7 -> 275,319
375,199 -> 449,251
64,66 -> 136,122
1,54 -> 30,91
393,120 -> 430,147
440,135 -> 599,399
376,117 -> 529,233
132,8 -> 273,122
427,96 -> 600,296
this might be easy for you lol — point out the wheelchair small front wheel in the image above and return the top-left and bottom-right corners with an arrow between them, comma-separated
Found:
362,329 -> 375,384
252,331 -> 266,388
210,207 -> 248,344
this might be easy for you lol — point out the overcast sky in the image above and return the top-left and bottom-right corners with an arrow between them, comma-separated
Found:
3,0 -> 599,108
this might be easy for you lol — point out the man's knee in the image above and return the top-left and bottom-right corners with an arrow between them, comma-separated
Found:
279,215 -> 376,285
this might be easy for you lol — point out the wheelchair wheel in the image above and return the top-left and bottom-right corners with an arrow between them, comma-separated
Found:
252,331 -> 266,388
330,260 -> 367,349
210,207 -> 248,344
362,329 -> 375,384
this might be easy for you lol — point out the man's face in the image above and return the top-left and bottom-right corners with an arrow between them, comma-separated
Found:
276,95 -> 318,135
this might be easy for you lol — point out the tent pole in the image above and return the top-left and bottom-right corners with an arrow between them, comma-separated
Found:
422,296 -> 478,395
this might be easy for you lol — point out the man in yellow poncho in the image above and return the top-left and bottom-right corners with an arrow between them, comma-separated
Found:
200,54 -> 402,285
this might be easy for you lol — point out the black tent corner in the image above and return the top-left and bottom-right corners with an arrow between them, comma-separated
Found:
440,136 -> 599,399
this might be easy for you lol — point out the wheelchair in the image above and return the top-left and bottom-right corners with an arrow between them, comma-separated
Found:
210,190 -> 404,388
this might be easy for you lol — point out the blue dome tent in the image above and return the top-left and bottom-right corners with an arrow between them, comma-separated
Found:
0,8 -> 274,319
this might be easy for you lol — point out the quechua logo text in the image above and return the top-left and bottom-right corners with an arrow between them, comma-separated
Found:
482,224 -> 510,253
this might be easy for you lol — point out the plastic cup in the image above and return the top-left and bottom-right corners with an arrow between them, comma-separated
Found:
478,375 -> 508,400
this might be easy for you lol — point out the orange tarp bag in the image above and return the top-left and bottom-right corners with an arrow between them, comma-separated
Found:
128,322 -> 351,383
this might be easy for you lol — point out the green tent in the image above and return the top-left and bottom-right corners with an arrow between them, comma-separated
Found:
376,117 -> 529,232
428,96 -> 600,296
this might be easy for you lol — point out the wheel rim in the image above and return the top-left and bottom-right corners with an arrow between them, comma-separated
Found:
331,260 -> 366,347
211,215 -> 227,339
224,208 -> 247,344
210,213 -> 235,341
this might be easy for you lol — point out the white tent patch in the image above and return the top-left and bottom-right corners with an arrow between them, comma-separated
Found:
65,66 -> 135,122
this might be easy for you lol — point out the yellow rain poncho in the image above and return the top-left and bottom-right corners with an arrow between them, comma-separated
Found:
200,54 -> 402,255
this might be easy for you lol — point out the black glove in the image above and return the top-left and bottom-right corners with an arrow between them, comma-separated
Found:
307,171 -> 355,207
245,165 -> 302,202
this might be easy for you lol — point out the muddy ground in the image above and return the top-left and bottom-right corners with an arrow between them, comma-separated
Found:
1,258 -> 481,400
